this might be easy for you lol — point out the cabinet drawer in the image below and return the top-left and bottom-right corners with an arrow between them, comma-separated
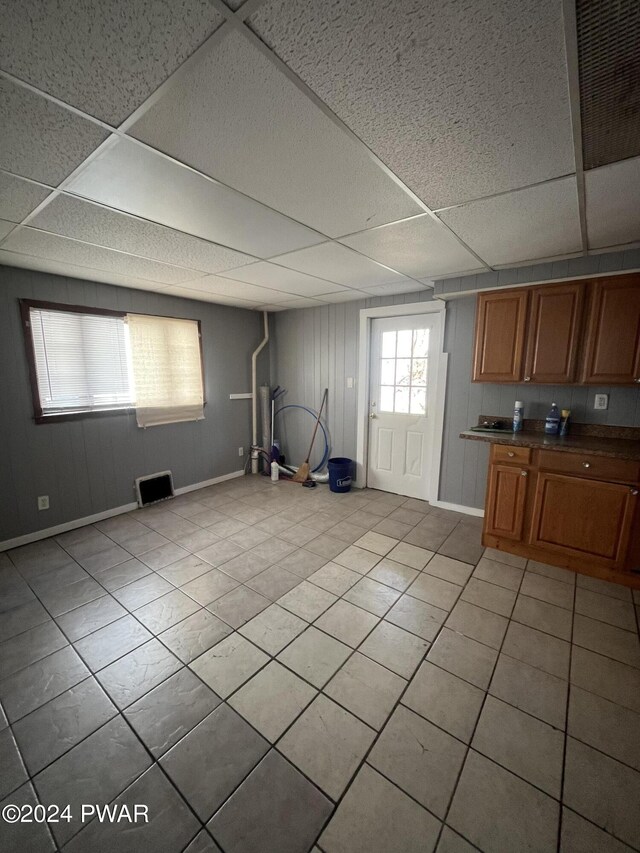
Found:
492,444 -> 531,465
537,450 -> 640,483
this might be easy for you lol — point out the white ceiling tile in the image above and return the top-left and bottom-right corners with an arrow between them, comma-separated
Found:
0,173 -> 52,222
130,28 -> 420,236
439,178 -> 582,267
222,261 -> 346,296
261,297 -> 323,309
585,157 -> 640,250
249,0 -> 574,208
2,228 -> 201,285
30,194 -> 255,274
164,286 -> 260,308
272,241 -> 413,288
0,249 -> 173,294
0,78 -> 109,185
339,215 -> 482,278
361,282 -> 426,296
66,138 -> 322,257
0,1 -> 224,125
0,220 -> 16,241
313,290 -> 369,303
181,274 -> 293,303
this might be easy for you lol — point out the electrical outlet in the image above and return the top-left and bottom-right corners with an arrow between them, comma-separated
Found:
346,376 -> 354,389
238,447 -> 244,457
594,394 -> 609,411
37,495 -> 49,511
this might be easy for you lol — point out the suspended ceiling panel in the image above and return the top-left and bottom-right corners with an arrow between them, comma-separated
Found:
272,242 -> 412,288
577,0 -> 640,169
1,228 -> 201,285
439,178 -> 582,267
66,138 -> 322,258
585,156 -> 640,249
0,78 -> 109,185
164,286 -> 260,308
180,275 -> 295,303
313,290 -> 369,303
0,249 -> 174,293
0,173 -> 51,222
223,261 -> 346,296
0,0 -> 224,125
339,215 -> 482,279
249,0 -> 574,209
129,28 -> 421,236
361,282 -> 427,297
30,195 -> 255,274
0,220 -> 16,241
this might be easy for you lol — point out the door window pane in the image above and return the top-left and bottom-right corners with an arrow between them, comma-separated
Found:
397,329 -> 412,357
382,331 -> 396,358
380,386 -> 394,412
381,359 -> 395,385
413,329 -> 429,357
411,358 -> 427,386
395,359 -> 411,386
395,387 -> 410,413
410,387 -> 427,415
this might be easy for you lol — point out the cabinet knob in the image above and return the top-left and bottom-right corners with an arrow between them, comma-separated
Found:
521,470 -> 528,477
508,451 -> 515,457
631,489 -> 639,496
524,376 -> 531,382
582,462 -> 591,468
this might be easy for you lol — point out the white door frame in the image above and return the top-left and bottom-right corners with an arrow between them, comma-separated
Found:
356,300 -> 448,502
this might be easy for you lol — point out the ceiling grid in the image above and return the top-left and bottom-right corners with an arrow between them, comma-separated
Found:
0,0 -> 638,309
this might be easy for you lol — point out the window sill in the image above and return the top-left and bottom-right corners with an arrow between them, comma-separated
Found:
35,408 -> 135,424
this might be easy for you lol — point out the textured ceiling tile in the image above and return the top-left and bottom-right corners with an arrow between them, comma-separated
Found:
0,173 -> 52,221
0,0 -> 224,125
0,79 -> 109,185
339,215 -> 482,278
440,178 -> 582,267
181,275 -> 293,303
30,195 -> 255,274
129,28 -> 420,236
2,228 -> 202,285
272,241 -> 412,288
0,249 -> 174,293
0,219 -> 17,240
164,286 -> 259,307
361,282 -> 426,296
223,261 -> 346,295
313,289 -> 369,303
67,138 -> 322,257
585,157 -> 640,249
249,0 -> 574,208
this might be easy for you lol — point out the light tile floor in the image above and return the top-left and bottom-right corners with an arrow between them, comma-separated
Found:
1,476 -> 640,852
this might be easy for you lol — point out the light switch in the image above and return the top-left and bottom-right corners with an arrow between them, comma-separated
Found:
346,377 -> 354,389
594,394 -> 608,410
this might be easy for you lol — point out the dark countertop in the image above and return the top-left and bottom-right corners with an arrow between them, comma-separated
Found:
460,429 -> 640,461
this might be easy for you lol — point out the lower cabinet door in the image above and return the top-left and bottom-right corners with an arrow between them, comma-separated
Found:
528,472 -> 638,569
485,464 -> 529,540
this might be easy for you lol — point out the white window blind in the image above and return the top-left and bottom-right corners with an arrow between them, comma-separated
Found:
30,307 -> 134,414
126,314 -> 204,428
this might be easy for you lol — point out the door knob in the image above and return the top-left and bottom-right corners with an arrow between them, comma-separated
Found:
369,413 -> 377,419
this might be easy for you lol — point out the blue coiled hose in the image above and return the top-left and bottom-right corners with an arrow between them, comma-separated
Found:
274,404 -> 330,473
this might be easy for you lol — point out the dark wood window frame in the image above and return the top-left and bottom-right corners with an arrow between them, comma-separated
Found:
20,299 -> 206,425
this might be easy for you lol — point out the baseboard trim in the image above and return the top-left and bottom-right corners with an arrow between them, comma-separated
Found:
430,500 -> 485,518
0,470 -> 245,552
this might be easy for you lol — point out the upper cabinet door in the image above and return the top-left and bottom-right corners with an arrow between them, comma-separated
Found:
523,282 -> 585,384
582,276 -> 640,384
473,290 -> 528,382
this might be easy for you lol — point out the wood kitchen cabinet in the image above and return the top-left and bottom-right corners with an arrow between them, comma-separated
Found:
472,272 -> 640,385
482,443 -> 640,586
473,290 -> 528,382
582,276 -> 640,384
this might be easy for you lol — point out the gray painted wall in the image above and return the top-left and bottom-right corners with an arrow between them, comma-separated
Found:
0,265 -> 269,542
272,250 -> 640,512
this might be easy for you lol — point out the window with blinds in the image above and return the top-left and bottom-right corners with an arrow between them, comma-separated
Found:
22,301 -> 205,426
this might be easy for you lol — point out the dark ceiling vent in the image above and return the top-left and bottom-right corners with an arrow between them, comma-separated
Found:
577,0 -> 640,169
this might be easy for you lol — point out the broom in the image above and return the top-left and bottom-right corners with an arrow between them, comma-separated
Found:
292,388 -> 328,483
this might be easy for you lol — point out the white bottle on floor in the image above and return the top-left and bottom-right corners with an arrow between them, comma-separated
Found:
270,460 -> 279,482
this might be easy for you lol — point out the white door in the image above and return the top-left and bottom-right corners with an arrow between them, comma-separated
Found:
367,315 -> 437,499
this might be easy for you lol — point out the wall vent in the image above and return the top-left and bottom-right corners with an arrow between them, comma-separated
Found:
135,471 -> 175,507
577,0 -> 640,169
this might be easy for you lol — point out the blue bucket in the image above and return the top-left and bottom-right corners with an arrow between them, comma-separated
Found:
328,457 -> 353,493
